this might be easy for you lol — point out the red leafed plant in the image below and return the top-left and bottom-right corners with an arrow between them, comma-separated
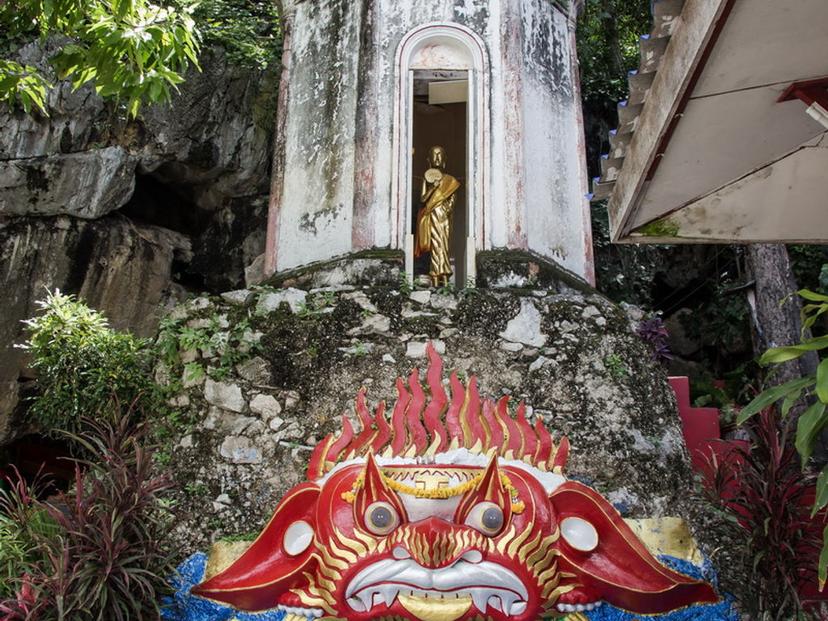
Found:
705,408 -> 825,619
0,412 -> 177,621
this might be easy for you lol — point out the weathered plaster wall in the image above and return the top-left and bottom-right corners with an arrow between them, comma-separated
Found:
520,1 -> 591,271
274,0 -> 363,271
270,0 -> 593,280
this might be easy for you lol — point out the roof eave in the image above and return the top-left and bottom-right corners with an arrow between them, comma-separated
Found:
602,0 -> 734,242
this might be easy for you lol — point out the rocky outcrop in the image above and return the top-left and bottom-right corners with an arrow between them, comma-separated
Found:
1,42 -> 275,221
0,216 -> 191,442
153,277 -> 698,556
0,147 -> 137,218
0,42 -> 278,438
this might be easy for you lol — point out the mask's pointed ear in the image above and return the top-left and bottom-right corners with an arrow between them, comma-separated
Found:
355,453 -> 407,528
549,481 -> 718,614
454,455 -> 511,528
192,482 -> 320,611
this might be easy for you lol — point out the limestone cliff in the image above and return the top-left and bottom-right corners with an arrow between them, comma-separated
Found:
0,43 -> 278,442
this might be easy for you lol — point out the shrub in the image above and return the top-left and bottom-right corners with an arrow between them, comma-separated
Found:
737,274 -> 828,586
0,414 -> 177,620
0,471 -> 56,601
705,410 -> 824,618
635,314 -> 672,364
21,290 -> 158,436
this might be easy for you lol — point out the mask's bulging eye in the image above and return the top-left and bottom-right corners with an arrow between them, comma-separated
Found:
364,501 -> 400,535
464,501 -> 505,536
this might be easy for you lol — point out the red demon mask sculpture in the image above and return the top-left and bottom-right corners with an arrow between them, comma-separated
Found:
193,344 -> 717,620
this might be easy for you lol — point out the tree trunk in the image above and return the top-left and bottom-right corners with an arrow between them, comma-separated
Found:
746,244 -> 818,385
601,0 -> 625,78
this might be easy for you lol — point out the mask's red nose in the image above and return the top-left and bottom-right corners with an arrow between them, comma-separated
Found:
388,517 -> 489,569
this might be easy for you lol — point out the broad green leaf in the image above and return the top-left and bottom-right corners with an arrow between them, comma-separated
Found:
799,289 -> 828,303
795,401 -> 828,464
818,358 -> 828,403
760,335 -> 828,364
820,524 -> 828,591
816,467 -> 828,515
737,376 -> 815,424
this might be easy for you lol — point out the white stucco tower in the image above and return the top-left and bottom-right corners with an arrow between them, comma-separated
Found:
265,0 -> 594,285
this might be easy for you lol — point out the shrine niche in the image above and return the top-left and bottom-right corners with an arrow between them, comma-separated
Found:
264,1 -> 594,285
192,345 -> 719,620
398,23 -> 484,288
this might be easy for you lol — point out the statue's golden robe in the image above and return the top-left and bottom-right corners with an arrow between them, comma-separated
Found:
415,174 -> 460,281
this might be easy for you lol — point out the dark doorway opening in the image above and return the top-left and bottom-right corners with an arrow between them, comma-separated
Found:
411,70 -> 468,286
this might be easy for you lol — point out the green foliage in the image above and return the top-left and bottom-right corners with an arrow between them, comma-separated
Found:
219,531 -> 257,543
0,0 -> 200,116
577,0 -> 651,108
691,362 -> 759,429
295,291 -> 338,318
577,0 -> 650,177
0,59 -> 50,113
398,271 -> 413,296
591,202 -> 666,307
790,245 -> 828,293
736,276 -> 828,589
155,307 -> 261,382
189,0 -> 281,69
22,290 -> 158,436
691,281 -> 751,356
603,353 -> 629,380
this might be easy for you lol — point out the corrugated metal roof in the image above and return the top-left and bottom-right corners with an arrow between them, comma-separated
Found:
590,0 -> 686,201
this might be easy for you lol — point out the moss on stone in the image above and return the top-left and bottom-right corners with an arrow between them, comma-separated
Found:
636,218 -> 680,238
454,291 -> 519,336
476,249 -> 595,293
156,257 -> 714,562
265,250 -> 403,289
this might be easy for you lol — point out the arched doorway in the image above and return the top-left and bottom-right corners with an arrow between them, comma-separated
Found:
392,23 -> 490,287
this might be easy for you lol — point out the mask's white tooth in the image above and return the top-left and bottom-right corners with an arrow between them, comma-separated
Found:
378,585 -> 398,607
356,591 -> 373,610
509,601 -> 528,615
499,591 -> 519,612
471,590 -> 490,612
585,603 -> 595,611
487,595 -> 502,612
348,596 -> 366,612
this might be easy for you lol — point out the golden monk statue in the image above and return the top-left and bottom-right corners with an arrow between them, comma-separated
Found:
414,145 -> 460,287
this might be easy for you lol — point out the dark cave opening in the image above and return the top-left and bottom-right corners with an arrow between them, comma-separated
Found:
119,168 -> 267,293
0,434 -> 75,497
120,169 -> 212,239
